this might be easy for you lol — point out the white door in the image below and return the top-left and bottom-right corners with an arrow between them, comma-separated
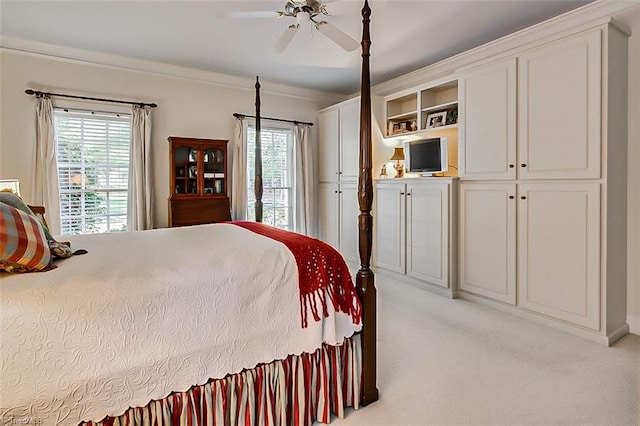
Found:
339,182 -> 359,263
459,57 -> 517,180
459,182 -> 516,304
318,108 -> 339,182
517,182 -> 601,330
518,30 -> 601,179
406,182 -> 449,287
339,100 -> 361,181
318,183 -> 339,250
373,182 -> 405,274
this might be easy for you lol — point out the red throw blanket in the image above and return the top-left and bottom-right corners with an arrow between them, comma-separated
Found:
232,221 -> 362,328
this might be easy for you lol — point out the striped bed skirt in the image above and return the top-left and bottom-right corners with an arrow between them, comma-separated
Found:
83,334 -> 361,426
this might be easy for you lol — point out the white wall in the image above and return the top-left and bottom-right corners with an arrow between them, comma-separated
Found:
0,50 -> 331,229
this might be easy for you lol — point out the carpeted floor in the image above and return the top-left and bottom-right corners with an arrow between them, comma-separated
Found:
336,275 -> 640,425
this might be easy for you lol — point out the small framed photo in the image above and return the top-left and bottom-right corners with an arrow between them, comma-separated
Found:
425,111 -> 447,129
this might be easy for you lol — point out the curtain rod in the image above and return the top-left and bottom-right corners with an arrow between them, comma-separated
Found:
233,113 -> 313,126
25,89 -> 158,108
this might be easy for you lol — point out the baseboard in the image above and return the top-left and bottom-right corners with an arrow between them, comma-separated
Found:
458,291 -> 622,346
373,267 -> 456,299
627,315 -> 640,336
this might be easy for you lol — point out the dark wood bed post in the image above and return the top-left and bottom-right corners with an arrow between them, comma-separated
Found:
254,76 -> 263,222
357,0 -> 379,406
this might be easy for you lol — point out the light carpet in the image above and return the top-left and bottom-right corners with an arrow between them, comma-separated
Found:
336,275 -> 640,425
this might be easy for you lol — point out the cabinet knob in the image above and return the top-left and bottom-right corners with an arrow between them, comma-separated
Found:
509,195 -> 515,199
521,163 -> 527,168
400,192 -> 405,195
407,193 -> 412,196
509,164 -> 515,168
521,195 -> 527,200
334,190 -> 338,194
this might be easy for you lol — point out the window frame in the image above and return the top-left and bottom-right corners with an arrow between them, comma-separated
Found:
246,121 -> 295,230
53,103 -> 131,235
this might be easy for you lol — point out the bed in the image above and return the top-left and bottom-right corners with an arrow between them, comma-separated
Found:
0,1 -> 377,424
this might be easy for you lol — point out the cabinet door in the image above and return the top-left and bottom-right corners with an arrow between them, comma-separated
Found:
173,145 -> 200,195
339,100 -> 360,181
459,57 -> 516,180
406,182 -> 449,287
517,183 -> 600,330
318,183 -> 339,250
459,182 -> 516,304
339,182 -> 359,263
318,108 -> 339,182
374,182 -> 405,274
518,30 -> 601,179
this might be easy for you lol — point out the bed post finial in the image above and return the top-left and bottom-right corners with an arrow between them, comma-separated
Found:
357,0 -> 378,407
254,76 -> 263,222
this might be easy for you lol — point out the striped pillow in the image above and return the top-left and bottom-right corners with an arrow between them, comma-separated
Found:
0,202 -> 52,272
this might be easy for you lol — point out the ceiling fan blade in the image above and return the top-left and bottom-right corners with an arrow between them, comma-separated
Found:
222,11 -> 282,19
315,21 -> 359,52
274,24 -> 300,53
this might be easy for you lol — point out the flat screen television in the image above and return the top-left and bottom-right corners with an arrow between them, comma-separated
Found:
403,137 -> 448,175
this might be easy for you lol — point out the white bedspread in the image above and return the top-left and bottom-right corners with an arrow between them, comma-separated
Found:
0,223 -> 361,425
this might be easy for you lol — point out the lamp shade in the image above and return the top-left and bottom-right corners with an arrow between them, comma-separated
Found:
390,147 -> 405,161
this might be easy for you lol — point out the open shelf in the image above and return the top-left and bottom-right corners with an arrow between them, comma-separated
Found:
385,78 -> 459,137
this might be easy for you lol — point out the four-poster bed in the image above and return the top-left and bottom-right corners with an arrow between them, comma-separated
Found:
0,1 -> 377,424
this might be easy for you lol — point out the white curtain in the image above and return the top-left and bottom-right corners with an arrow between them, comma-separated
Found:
128,105 -> 154,231
32,95 -> 62,235
293,123 -> 313,235
231,118 -> 248,220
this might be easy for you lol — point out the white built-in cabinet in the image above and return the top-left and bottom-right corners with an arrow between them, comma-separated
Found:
318,98 -> 360,182
318,98 -> 361,264
517,183 -> 601,330
457,23 -> 629,344
458,183 -> 516,304
460,30 -> 601,181
374,178 -> 457,295
458,58 -> 517,179
318,19 -> 629,344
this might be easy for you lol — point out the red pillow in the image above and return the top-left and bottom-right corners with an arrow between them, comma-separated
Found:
0,202 -> 52,272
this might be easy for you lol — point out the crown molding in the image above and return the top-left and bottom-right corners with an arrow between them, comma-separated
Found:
370,0 -> 640,97
0,35 -> 347,105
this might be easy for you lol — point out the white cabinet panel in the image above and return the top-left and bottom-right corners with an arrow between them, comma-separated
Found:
318,108 -> 339,182
374,182 -> 405,274
518,30 -> 601,179
374,179 -> 456,292
340,101 -> 360,181
406,182 -> 449,287
340,182 -> 359,263
318,183 -> 339,250
459,182 -> 516,304
459,58 -> 516,180
517,183 -> 601,330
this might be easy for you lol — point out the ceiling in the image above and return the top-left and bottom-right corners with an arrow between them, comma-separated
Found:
0,0 -> 594,95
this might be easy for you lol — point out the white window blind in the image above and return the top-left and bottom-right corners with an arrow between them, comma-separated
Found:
54,109 -> 131,235
246,125 -> 294,230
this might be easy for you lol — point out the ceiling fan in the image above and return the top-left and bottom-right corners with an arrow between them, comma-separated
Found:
227,0 -> 360,53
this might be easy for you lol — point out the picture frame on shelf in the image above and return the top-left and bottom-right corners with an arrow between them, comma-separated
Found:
425,111 -> 447,128
388,119 -> 417,136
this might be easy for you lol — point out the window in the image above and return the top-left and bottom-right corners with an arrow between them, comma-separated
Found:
246,125 -> 294,230
54,109 -> 131,235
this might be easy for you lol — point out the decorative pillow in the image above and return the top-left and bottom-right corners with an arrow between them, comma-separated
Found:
1,202 -> 53,272
0,191 -> 54,241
